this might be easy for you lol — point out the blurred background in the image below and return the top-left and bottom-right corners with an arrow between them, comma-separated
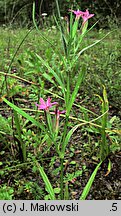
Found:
0,0 -> 121,28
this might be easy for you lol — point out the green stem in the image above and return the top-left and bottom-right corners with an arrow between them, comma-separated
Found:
55,0 -> 67,56
59,116 -> 69,200
44,110 -> 52,134
60,158 -> 64,200
101,112 -> 108,160
101,129 -> 106,160
60,115 -> 69,149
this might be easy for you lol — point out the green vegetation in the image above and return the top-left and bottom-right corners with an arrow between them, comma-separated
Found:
0,2 -> 121,199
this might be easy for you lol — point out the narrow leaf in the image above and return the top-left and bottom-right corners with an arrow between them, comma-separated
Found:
13,110 -> 22,143
32,2 -> 55,49
67,66 -> 85,115
78,32 -> 110,57
36,162 -> 55,200
36,54 -> 65,96
55,0 -> 67,55
3,98 -> 45,130
105,159 -> 112,176
42,73 -> 56,85
72,19 -> 79,38
61,123 -> 81,156
13,110 -> 26,162
80,161 -> 102,200
72,32 -> 111,67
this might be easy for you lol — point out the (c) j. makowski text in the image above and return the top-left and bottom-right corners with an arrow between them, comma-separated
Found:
21,202 -> 79,212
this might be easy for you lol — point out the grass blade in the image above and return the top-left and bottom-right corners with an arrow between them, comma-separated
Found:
32,2 -> 55,49
101,86 -> 109,159
36,54 -> 65,96
105,159 -> 112,176
67,65 -> 85,115
55,0 -> 67,56
72,19 -> 79,39
78,32 -> 111,57
71,32 -> 111,68
13,110 -> 26,162
3,98 -> 45,131
61,123 -> 82,156
80,161 -> 102,200
36,162 -> 55,200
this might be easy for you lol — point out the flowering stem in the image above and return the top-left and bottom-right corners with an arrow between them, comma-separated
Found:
61,115 -> 69,147
55,0 -> 67,56
60,158 -> 64,200
55,105 -> 59,133
44,110 -> 53,135
59,115 -> 69,200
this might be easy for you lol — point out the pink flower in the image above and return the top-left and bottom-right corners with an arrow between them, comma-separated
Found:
35,97 -> 58,111
69,9 -> 94,23
69,9 -> 83,19
56,110 -> 66,119
54,109 -> 66,131
81,9 -> 94,24
52,109 -> 66,118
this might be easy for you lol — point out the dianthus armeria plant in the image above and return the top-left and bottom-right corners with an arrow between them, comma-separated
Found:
32,1 -> 111,199
2,1 -> 113,200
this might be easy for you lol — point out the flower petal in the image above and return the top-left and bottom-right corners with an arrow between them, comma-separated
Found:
51,102 -> 58,106
60,110 -> 66,114
46,97 -> 51,106
39,98 -> 46,106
